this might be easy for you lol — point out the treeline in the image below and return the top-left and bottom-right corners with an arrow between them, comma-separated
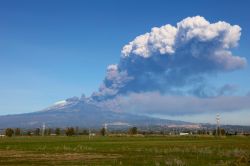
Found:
195,128 -> 238,136
1,127 -> 138,137
2,127 -> 245,137
3,127 -> 89,137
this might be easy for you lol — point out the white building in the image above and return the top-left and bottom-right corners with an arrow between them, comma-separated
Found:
179,132 -> 189,136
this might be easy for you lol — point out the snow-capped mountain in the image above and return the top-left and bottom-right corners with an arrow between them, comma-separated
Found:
0,96 -> 191,128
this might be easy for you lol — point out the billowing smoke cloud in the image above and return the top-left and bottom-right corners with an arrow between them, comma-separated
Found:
189,83 -> 239,98
91,16 -> 246,101
98,92 -> 250,115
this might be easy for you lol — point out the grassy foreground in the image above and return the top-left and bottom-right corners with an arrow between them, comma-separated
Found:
0,136 -> 249,166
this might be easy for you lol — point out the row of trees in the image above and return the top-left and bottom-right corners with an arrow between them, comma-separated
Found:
3,127 -> 138,137
3,128 -> 65,137
196,128 -> 228,136
5,128 -> 20,137
4,127 -> 241,137
66,127 -> 138,136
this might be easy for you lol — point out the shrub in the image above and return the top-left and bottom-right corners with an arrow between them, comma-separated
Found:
34,128 -> 40,136
15,128 -> 21,136
65,127 -> 75,136
100,127 -> 106,136
5,128 -> 14,137
129,127 -> 138,135
55,128 -> 61,135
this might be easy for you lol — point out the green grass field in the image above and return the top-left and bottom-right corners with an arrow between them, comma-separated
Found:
0,136 -> 249,166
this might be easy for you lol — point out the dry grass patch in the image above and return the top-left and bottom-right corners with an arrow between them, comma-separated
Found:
0,150 -> 120,162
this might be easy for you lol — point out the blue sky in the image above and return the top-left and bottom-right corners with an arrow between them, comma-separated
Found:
0,0 -> 250,124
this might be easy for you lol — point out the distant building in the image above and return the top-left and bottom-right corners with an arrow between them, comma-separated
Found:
89,133 -> 96,136
179,132 -> 189,136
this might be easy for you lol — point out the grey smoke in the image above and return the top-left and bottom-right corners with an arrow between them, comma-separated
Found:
98,92 -> 250,115
91,16 -> 246,101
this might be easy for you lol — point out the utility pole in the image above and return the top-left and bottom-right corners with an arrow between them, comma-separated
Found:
104,123 -> 108,135
42,123 -> 46,136
88,128 -> 91,140
216,114 -> 220,136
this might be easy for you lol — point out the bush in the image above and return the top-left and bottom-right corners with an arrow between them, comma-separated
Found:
65,127 -> 75,136
100,127 -> 106,136
5,128 -> 14,137
15,128 -> 21,136
47,128 -> 52,135
128,127 -> 138,135
34,128 -> 40,136
55,128 -> 61,135
81,129 -> 89,135
27,131 -> 32,136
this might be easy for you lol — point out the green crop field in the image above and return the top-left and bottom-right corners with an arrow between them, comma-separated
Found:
0,136 -> 249,166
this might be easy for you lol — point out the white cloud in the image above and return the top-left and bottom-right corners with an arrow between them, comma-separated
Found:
121,16 -> 245,71
176,16 -> 241,48
122,24 -> 177,57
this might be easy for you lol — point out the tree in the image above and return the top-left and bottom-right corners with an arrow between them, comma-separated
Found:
48,128 -> 52,135
197,129 -> 207,135
220,128 -> 226,136
129,127 -> 138,135
27,131 -> 32,136
212,130 -> 216,136
34,128 -> 40,136
100,127 -> 106,136
5,128 -> 14,137
55,128 -> 61,135
82,129 -> 88,135
15,128 -> 21,136
44,129 -> 48,136
65,127 -> 75,136
75,126 -> 79,135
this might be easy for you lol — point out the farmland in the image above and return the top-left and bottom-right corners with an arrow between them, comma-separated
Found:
0,136 -> 249,165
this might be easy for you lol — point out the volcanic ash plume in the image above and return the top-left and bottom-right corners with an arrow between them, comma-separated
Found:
91,16 -> 246,101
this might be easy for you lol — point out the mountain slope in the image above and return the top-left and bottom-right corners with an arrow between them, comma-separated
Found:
0,98 -> 191,128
